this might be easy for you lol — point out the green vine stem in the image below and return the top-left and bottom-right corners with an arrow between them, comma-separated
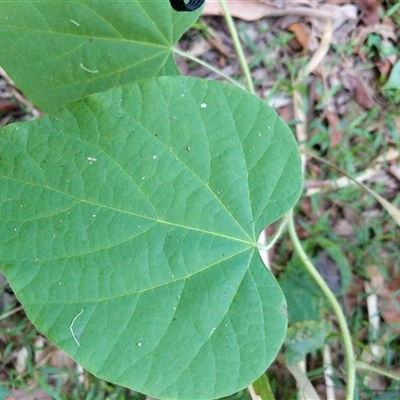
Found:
218,0 -> 255,94
172,47 -> 245,89
355,361 -> 400,382
287,208 -> 356,400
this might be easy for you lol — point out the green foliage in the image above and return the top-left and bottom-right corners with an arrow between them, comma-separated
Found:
383,59 -> 400,101
0,45 -> 302,400
0,0 -> 200,112
278,255 -> 325,324
284,320 -> 332,366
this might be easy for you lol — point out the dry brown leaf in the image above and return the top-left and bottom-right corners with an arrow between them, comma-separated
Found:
277,104 -> 294,122
389,163 -> 400,182
299,197 -> 316,222
332,219 -> 354,237
330,4 -> 357,45
185,37 -> 212,58
34,341 -> 76,371
378,46 -> 398,77
206,27 -> 233,58
377,57 -> 393,77
0,99 -> 21,114
341,73 -> 375,110
354,0 -> 381,26
368,266 -> 400,332
287,22 -> 309,52
325,0 -> 351,3
203,0 -> 338,21
203,0 -> 277,21
6,389 -> 53,400
326,110 -> 342,148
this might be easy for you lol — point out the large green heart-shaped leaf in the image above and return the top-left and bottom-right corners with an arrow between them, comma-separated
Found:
0,0 -> 199,112
0,77 -> 302,399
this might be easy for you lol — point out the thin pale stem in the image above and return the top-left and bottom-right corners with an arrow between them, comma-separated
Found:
354,361 -> 400,382
218,0 -> 255,94
0,305 -> 23,321
288,208 -> 356,400
173,47 -> 244,89
257,215 -> 288,251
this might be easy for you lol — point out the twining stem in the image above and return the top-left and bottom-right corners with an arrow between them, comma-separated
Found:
172,47 -> 245,89
218,0 -> 255,94
287,208 -> 356,400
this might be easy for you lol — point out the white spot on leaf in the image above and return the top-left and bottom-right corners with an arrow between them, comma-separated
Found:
80,63 -> 98,74
70,309 -> 84,347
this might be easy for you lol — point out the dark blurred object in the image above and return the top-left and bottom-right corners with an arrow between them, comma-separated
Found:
315,251 -> 342,294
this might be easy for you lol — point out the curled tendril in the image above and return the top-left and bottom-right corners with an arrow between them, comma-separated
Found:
169,0 -> 204,12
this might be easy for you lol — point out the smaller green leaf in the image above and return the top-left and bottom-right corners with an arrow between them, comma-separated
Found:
279,255 -> 325,323
284,320 -> 332,366
383,59 -> 400,91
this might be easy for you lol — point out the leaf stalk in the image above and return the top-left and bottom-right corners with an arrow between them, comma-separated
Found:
173,47 -> 245,89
